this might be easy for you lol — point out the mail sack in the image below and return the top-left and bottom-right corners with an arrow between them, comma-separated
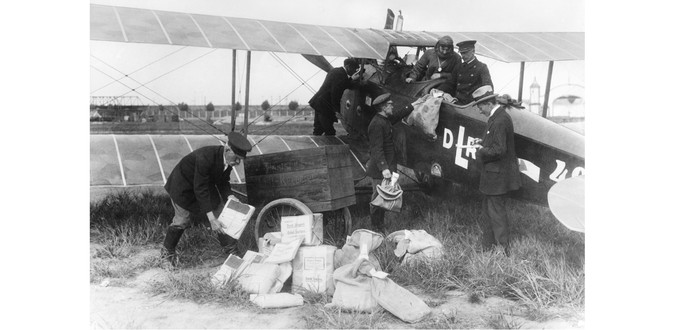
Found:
370,179 -> 403,212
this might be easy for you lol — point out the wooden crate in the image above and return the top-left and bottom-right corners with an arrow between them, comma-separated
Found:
244,145 -> 356,212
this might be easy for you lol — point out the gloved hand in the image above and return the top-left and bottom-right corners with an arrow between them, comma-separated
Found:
405,77 -> 413,84
209,219 -> 222,231
382,169 -> 391,179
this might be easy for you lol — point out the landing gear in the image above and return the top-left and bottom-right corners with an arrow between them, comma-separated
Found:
253,198 -> 312,242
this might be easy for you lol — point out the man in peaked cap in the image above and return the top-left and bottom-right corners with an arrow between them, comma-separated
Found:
366,93 -> 397,233
406,35 -> 461,83
161,131 -> 252,267
470,86 -> 521,256
446,40 -> 494,105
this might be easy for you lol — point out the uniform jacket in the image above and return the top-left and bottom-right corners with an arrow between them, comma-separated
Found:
477,107 -> 521,195
408,49 -> 461,82
453,57 -> 493,104
309,66 -> 351,118
165,145 -> 232,215
366,114 -> 396,179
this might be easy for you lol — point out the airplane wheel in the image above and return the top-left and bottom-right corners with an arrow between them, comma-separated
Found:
253,198 -> 313,243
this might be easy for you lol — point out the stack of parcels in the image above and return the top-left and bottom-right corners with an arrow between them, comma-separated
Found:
257,213 -> 337,296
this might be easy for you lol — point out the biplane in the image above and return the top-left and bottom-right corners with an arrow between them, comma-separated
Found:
89,4 -> 585,233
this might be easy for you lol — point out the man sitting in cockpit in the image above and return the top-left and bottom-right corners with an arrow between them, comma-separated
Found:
405,35 -> 461,83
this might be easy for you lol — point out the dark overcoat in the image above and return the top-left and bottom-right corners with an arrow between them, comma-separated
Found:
309,66 -> 351,117
477,107 -> 521,195
366,114 -> 396,179
453,57 -> 493,104
164,145 -> 232,215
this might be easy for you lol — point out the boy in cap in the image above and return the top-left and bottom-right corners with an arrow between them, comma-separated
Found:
366,93 -> 397,233
309,58 -> 361,136
161,131 -> 253,267
406,35 -> 461,83
445,40 -> 494,105
469,86 -> 521,255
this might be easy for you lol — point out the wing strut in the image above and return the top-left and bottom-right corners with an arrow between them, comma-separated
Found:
541,61 -> 554,118
231,49 -> 237,132
244,51 -> 252,136
518,62 -> 525,101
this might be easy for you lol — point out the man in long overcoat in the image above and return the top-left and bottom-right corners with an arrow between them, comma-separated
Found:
471,86 -> 521,255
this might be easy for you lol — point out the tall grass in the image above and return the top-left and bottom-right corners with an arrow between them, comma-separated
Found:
90,183 -> 585,325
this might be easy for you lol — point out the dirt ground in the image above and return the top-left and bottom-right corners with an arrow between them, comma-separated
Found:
90,247 -> 584,329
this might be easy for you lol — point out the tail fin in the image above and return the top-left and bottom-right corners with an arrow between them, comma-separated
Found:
384,9 -> 395,29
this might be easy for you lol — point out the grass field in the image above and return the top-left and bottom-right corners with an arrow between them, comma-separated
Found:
90,182 -> 584,328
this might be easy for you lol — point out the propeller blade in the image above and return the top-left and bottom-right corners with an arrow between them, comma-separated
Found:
547,175 -> 585,232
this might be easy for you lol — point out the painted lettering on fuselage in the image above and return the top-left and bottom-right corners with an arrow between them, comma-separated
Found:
442,125 -> 477,169
550,160 -> 585,182
442,125 -> 584,184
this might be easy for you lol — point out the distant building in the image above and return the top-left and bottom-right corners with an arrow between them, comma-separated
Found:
550,95 -> 585,118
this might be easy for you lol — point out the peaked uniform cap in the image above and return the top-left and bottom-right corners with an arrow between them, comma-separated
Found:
456,40 -> 477,52
372,93 -> 392,106
227,132 -> 252,158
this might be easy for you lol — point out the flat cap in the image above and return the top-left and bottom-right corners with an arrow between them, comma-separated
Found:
227,131 -> 252,158
372,93 -> 391,107
456,40 -> 477,52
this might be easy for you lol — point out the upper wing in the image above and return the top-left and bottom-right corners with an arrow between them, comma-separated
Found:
91,4 -> 583,63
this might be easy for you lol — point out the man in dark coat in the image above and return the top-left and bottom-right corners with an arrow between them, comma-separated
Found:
366,93 -> 397,233
405,35 -> 461,83
309,58 -> 360,135
447,40 -> 494,105
470,86 -> 521,255
161,131 -> 252,267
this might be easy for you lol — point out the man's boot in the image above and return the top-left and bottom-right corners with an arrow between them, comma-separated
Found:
161,225 -> 184,267
217,232 -> 240,257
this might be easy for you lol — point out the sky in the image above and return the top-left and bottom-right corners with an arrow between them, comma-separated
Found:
89,0 -> 585,108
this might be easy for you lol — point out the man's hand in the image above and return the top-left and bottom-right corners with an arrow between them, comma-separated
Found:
351,69 -> 361,81
442,93 -> 454,102
382,169 -> 391,179
430,73 -> 441,80
405,77 -> 413,84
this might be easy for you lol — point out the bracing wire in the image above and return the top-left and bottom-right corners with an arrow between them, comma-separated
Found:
90,46 -> 189,94
90,52 -> 233,142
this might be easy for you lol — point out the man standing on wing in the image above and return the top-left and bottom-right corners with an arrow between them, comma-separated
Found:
366,93 -> 397,233
470,86 -> 521,255
309,58 -> 361,136
161,131 -> 252,267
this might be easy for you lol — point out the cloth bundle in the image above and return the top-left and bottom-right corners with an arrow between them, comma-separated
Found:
403,89 -> 443,140
333,229 -> 384,270
387,230 -> 443,264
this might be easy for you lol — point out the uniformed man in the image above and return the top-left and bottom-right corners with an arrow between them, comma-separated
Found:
448,40 -> 494,105
161,131 -> 253,267
470,86 -> 521,255
366,93 -> 397,233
